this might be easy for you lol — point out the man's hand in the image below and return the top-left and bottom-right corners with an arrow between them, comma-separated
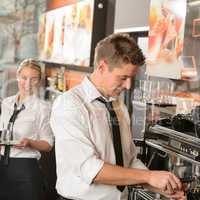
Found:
144,171 -> 186,200
164,190 -> 186,200
147,170 -> 182,194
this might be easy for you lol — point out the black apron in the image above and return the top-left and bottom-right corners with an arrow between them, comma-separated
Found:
0,103 -> 42,200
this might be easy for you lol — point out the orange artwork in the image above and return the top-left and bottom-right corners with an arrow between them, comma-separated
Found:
48,21 -> 55,49
147,0 -> 187,79
39,0 -> 94,67
47,0 -> 77,10
60,16 -> 65,46
38,15 -> 46,50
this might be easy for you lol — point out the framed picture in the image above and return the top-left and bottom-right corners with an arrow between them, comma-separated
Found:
146,0 -> 198,81
38,0 -> 108,72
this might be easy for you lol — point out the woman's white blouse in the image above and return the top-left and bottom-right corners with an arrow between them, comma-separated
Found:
0,95 -> 54,159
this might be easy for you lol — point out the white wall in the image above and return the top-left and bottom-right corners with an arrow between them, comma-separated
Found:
114,0 -> 150,30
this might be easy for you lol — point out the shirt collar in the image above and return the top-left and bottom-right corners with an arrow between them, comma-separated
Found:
13,93 -> 38,108
81,76 -> 117,103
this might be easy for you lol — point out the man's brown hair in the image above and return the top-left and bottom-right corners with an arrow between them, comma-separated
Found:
94,33 -> 145,70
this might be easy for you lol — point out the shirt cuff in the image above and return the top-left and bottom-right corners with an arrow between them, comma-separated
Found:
80,157 -> 104,185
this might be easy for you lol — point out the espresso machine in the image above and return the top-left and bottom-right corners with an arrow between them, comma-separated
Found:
130,101 -> 200,200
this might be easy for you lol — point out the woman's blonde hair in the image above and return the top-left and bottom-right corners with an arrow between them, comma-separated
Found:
17,58 -> 42,80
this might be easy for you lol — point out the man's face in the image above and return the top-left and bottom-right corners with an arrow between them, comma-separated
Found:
100,62 -> 138,97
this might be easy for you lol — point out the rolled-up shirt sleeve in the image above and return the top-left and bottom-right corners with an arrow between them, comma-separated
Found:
37,103 -> 54,147
50,94 -> 104,185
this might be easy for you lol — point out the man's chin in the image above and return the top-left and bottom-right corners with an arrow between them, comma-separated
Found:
111,91 -> 121,98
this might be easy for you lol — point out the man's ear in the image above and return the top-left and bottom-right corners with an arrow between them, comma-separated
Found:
96,60 -> 108,73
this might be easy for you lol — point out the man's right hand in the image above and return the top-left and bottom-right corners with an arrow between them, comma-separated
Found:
147,170 -> 182,195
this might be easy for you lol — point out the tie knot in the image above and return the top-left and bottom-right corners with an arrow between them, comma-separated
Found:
96,97 -> 113,110
14,103 -> 25,112
9,103 -> 25,123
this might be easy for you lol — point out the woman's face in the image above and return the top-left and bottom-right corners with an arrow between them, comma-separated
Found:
17,66 -> 41,97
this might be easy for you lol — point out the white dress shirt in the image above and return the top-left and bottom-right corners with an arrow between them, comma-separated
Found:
0,94 -> 54,159
50,77 -> 147,200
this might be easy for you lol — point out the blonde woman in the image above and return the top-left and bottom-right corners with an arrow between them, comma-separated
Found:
0,59 -> 54,200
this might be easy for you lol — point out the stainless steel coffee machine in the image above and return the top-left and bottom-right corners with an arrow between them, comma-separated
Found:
144,104 -> 200,200
130,102 -> 200,200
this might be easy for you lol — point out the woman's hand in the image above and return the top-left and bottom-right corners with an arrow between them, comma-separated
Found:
14,138 -> 31,149
14,137 -> 52,152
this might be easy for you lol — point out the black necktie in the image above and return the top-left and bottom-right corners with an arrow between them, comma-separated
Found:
3,103 -> 25,165
96,97 -> 125,192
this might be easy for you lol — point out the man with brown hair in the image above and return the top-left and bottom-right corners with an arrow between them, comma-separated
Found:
51,33 -> 185,200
